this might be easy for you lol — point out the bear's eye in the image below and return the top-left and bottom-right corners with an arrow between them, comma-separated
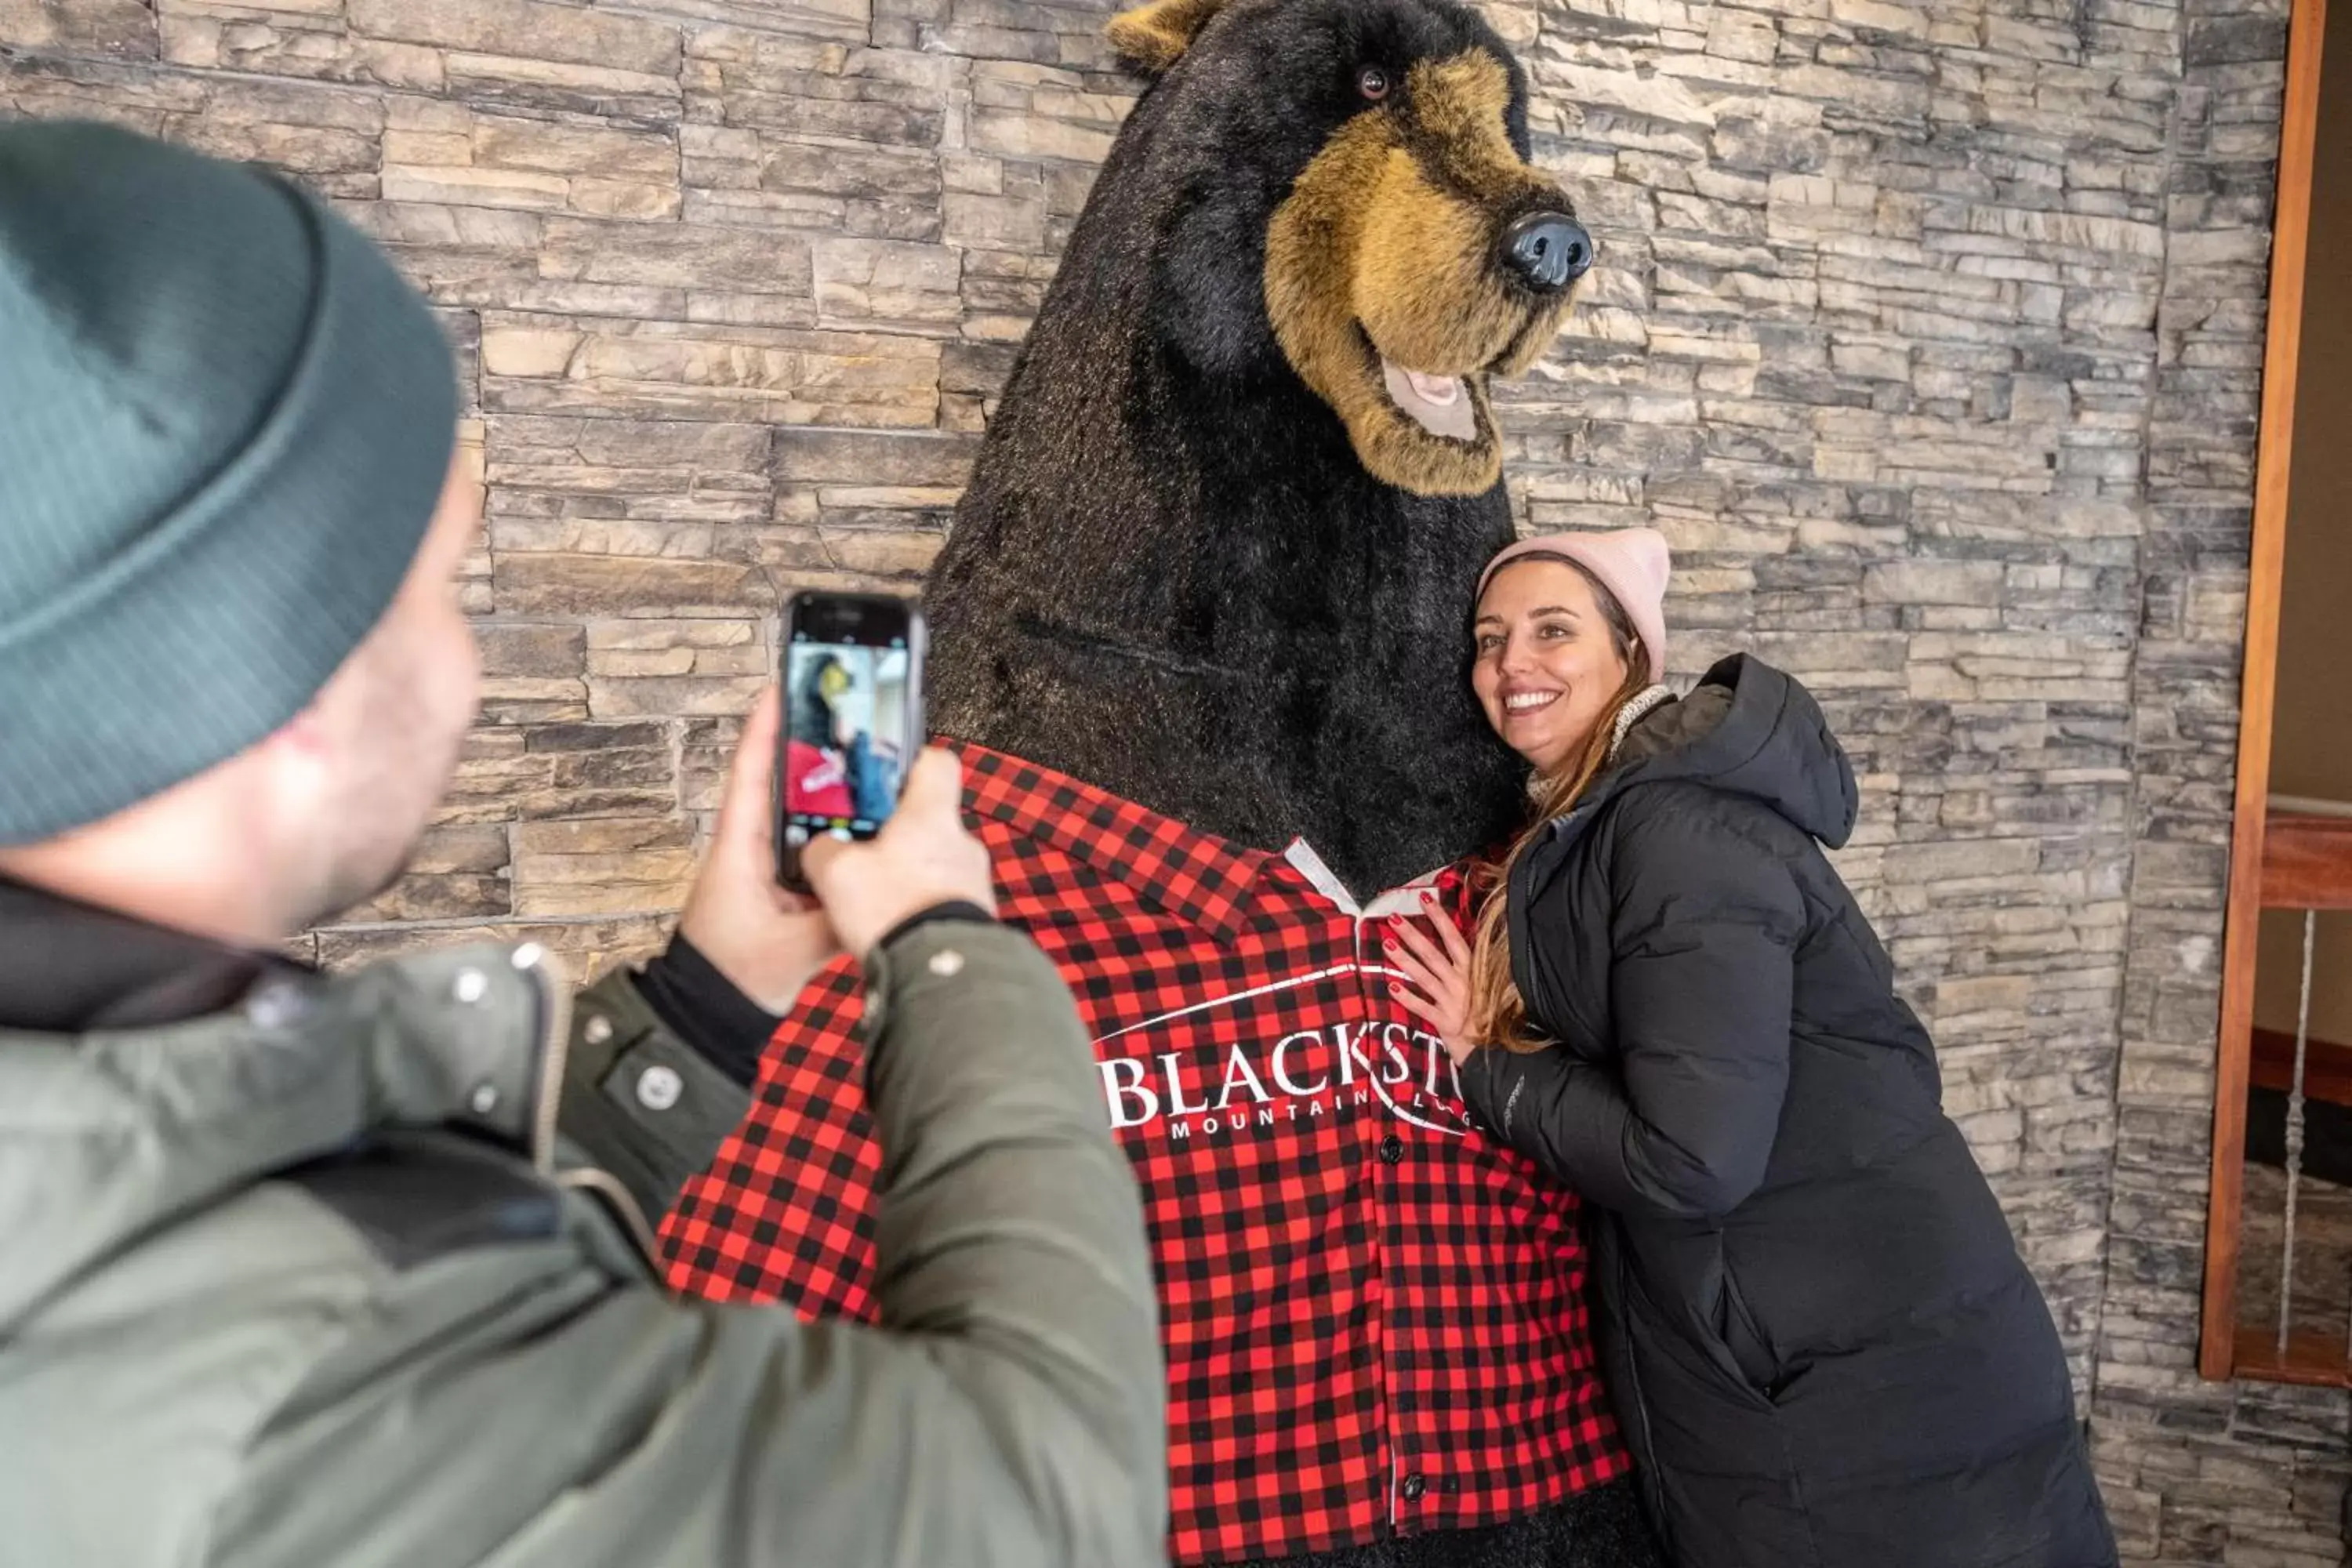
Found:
1357,65 -> 1391,102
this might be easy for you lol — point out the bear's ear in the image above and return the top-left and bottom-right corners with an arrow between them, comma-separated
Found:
1107,0 -> 1235,74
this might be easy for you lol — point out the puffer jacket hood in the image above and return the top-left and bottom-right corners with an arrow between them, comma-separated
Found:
1508,655 -> 1858,974
1596,653 -> 1858,850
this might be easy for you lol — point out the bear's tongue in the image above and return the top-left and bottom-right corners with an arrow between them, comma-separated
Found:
1381,360 -> 1477,441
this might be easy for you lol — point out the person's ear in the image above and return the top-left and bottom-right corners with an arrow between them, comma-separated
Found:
1106,0 -> 1235,74
268,695 -> 336,760
241,692 -> 340,866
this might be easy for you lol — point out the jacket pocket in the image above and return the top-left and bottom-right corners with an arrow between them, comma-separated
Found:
1711,1251 -> 1787,1404
1626,1225 -> 1781,1416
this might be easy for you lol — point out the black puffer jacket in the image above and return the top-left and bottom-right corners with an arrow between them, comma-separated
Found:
1458,655 -> 2117,1568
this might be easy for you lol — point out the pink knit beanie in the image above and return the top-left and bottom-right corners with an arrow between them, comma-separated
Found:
1476,527 -> 1671,677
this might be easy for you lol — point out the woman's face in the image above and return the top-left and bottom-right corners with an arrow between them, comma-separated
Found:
1471,558 -> 1632,775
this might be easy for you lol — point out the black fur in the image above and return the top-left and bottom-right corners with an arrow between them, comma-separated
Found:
1234,1485 -> 1663,1568
926,0 -> 1536,900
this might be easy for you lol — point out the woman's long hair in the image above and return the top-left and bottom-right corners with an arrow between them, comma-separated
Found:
789,652 -> 846,750
1465,555 -> 1653,1054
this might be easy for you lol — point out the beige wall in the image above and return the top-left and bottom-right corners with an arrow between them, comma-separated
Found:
2255,2 -> 2352,1046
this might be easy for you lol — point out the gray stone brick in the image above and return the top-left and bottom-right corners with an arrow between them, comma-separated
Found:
2,0 -> 2318,1547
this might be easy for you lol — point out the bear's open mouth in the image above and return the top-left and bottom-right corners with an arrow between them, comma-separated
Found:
1380,360 -> 1479,442
1259,48 -> 1583,495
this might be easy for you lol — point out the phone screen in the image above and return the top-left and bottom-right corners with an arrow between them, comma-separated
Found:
781,625 -> 908,860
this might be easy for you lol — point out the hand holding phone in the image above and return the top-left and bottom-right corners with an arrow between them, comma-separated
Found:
775,590 -> 926,893
676,684 -> 842,1013
800,749 -> 997,956
678,682 -> 994,1014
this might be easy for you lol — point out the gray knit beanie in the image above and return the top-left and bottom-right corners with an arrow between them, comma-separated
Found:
0,119 -> 458,844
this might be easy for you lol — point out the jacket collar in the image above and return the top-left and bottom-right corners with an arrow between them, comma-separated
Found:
0,880 -> 564,1332
0,873 -> 309,1033
951,742 -> 1274,941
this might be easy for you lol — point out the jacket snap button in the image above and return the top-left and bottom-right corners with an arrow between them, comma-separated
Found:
928,949 -> 965,977
637,1064 -> 684,1111
1400,1472 -> 1426,1501
1379,1134 -> 1404,1165
452,968 -> 488,1005
244,980 -> 307,1029
583,1014 -> 614,1046
469,1082 -> 500,1115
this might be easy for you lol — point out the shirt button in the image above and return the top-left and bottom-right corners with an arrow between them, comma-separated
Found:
1400,1472 -> 1426,1502
1379,1134 -> 1404,1165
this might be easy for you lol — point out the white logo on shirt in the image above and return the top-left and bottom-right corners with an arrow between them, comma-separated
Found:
1096,1016 -> 1471,1141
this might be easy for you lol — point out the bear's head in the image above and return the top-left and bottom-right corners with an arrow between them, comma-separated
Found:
1109,0 -> 1592,496
927,0 -> 1589,898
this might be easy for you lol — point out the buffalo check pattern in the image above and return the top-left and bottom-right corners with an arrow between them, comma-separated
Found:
661,745 -> 1630,1565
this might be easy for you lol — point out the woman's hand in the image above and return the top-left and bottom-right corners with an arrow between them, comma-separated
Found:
1384,893 -> 1480,1067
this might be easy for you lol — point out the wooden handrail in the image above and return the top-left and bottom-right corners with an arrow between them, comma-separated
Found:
2251,1026 -> 2352,1105
2261,812 -> 2352,911
2232,1325 -> 2352,1389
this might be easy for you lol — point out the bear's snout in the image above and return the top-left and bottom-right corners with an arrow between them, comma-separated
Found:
1261,45 -> 1593,499
1497,211 -> 1594,295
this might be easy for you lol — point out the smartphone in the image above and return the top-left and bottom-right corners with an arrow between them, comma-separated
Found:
774,590 -> 926,892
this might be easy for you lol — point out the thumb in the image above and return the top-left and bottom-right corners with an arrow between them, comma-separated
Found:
714,684 -> 782,851
893,746 -> 965,826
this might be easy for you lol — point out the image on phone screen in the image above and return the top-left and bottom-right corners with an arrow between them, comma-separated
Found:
781,634 -> 912,850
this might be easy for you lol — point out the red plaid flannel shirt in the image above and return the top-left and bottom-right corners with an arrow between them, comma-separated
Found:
661,746 -> 1630,1565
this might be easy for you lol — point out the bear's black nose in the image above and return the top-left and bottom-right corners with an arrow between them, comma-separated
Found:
1498,212 -> 1593,292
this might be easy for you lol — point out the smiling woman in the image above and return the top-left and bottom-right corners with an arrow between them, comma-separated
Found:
1472,550 -> 1649,777
1385,528 -> 2121,1568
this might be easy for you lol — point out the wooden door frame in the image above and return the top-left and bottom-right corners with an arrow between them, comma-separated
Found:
2198,0 -> 2330,1382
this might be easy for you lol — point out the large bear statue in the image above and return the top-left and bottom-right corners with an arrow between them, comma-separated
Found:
661,0 -> 1664,1563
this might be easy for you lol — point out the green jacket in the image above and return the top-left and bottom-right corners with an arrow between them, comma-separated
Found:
0,898 -> 1166,1567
